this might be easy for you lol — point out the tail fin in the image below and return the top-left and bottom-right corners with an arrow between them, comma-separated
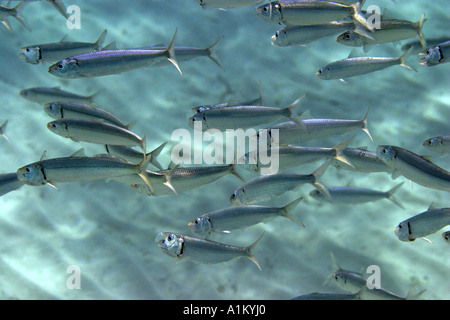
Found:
285,93 -> 307,129
386,182 -> 404,209
0,120 -> 9,142
87,89 -> 102,104
95,29 -> 108,50
361,106 -> 373,142
166,28 -> 182,75
148,142 -> 167,170
280,197 -> 305,228
332,135 -> 355,167
351,0 -> 372,33
206,37 -> 223,69
137,153 -> 155,194
398,47 -> 417,72
311,160 -> 331,200
416,13 -> 427,49
13,1 -> 31,32
246,232 -> 265,271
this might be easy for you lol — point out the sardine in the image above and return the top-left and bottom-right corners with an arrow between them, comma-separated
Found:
0,172 -> 25,197
309,182 -> 404,208
402,37 -> 449,54
377,145 -> 450,192
48,29 -> 182,78
395,204 -> 450,242
196,0 -> 264,9
316,49 -> 415,80
20,87 -> 99,104
155,232 -> 264,270
423,135 -> 450,154
292,290 -> 363,300
230,160 -> 331,205
0,1 -> 30,32
18,30 -> 108,65
419,40 -> 450,67
188,197 -> 304,237
330,147 -> 392,173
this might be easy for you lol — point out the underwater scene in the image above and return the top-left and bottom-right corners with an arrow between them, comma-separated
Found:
0,0 -> 448,300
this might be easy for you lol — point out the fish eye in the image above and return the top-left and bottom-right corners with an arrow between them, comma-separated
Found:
275,33 -> 278,38
344,33 -> 351,40
167,235 -> 172,241
263,6 -> 267,12
202,115 -> 206,121
231,193 -> 236,198
57,63 -> 64,69
25,167 -> 30,172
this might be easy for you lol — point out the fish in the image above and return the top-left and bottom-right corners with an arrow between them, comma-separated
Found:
423,135 -> 450,154
188,95 -> 305,131
402,37 -> 450,54
230,160 -> 331,205
256,0 -> 370,34
309,182 -> 404,208
192,94 -> 262,114
395,204 -> 450,242
44,101 -> 132,129
47,119 -> 147,153
0,172 -> 26,197
329,147 -> 392,173
48,29 -> 182,78
135,37 -> 222,69
316,49 -> 415,80
240,135 -> 355,172
155,232 -> 264,270
125,163 -> 244,196
337,14 -> 426,52
419,40 -> 450,67
261,106 -> 372,146
442,231 -> 450,244
16,151 -> 155,193
328,253 -> 425,300
188,197 -> 304,237
377,145 -> 450,192
20,87 -> 100,105
18,30 -> 109,65
292,290 -> 363,300
47,0 -> 69,19
195,0 -> 265,9
0,119 -> 8,142
271,21 -> 358,47
0,1 -> 30,32
105,142 -> 166,169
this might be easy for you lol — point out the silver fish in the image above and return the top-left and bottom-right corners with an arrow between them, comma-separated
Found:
402,37 -> 450,54
188,197 -> 304,237
256,0 -> 369,32
44,101 -> 131,129
337,14 -> 426,53
0,1 -> 30,32
419,40 -> 450,67
262,107 -> 372,146
189,96 -> 305,131
192,95 -> 262,114
316,49 -> 415,80
47,119 -> 146,152
292,290 -> 363,300
230,160 -> 331,205
377,145 -> 450,192
48,30 -> 182,78
395,205 -> 450,242
20,87 -> 99,104
330,147 -> 392,173
309,182 -> 404,208
241,135 -> 355,172
155,232 -> 263,270
105,142 -> 166,169
196,0 -> 264,8
423,135 -> 450,154
18,30 -> 108,65
0,172 -> 25,197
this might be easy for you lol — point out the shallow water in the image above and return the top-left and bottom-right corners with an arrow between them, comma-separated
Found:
0,0 -> 448,300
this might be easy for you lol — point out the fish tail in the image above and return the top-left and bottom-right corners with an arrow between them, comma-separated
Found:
246,232 -> 265,271
281,197 -> 305,228
417,13 -> 427,49
141,135 -> 146,155
147,141 -> 167,171
95,29 -> 108,50
87,89 -> 103,104
162,163 -> 179,195
0,120 -> 9,143
137,151 -> 154,195
361,105 -> 373,142
398,47 -> 418,72
286,93 -> 307,129
387,182 -> 405,209
333,135 -> 355,168
311,160 -> 331,200
351,0 -> 372,33
206,37 -> 223,69
13,1 -> 31,32
166,28 -> 182,75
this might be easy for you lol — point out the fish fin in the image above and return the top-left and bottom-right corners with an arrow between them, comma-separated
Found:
391,169 -> 402,180
416,13 -> 427,49
257,80 -> 263,105
137,153 -> 154,194
46,181 -> 58,189
0,119 -> 9,142
427,202 -> 436,211
148,141 -> 167,170
101,41 -> 117,50
87,89 -> 102,104
387,182 -> 404,209
311,160 -> 331,200
347,49 -> 359,58
125,120 -> 136,130
163,164 -> 179,195
353,22 -> 375,40
246,232 -> 264,271
281,197 -> 305,228
333,135 -> 356,168
361,105 -> 373,142
1,19 -> 12,32
95,29 -> 108,50
406,289 -> 426,300
421,237 -> 432,243
351,0 -> 373,33
39,150 -> 47,161
206,36 -> 223,69
59,34 -> 68,42
398,47 -> 417,72
166,28 -> 182,75
12,1 -> 31,32
286,94 -> 307,129
363,44 -> 373,53
69,148 -> 86,157
141,135 -> 146,155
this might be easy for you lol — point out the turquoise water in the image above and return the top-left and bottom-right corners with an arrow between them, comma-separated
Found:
0,0 -> 448,299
